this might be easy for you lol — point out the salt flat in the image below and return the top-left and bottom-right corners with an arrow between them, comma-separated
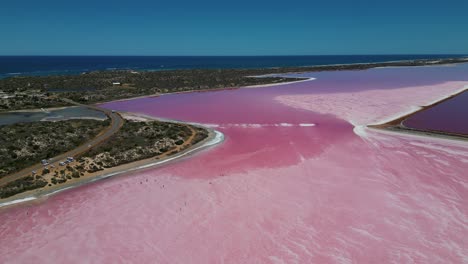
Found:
1,64 -> 468,263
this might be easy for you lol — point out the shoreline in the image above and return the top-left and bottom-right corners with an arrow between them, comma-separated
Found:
366,85 -> 468,141
366,125 -> 468,144
0,121 -> 224,209
1,105 -> 75,113
2,59 -> 467,208
243,77 -> 316,88
1,56 -> 467,80
3,57 -> 468,113
40,116 -> 108,122
96,78 -> 314,105
0,105 -> 108,123
369,86 -> 468,127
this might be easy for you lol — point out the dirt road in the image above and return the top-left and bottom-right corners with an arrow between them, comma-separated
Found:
0,100 -> 124,186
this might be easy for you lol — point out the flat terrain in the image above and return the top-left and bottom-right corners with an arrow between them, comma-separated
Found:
1,61 -> 468,263
0,119 -> 109,179
402,90 -> 468,135
368,89 -> 468,140
0,118 -> 210,199
82,120 -> 208,170
1,57 -> 467,111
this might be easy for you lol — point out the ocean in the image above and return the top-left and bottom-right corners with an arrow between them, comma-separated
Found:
0,55 -> 466,79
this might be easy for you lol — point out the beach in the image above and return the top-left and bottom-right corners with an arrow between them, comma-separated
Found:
0,113 -> 223,208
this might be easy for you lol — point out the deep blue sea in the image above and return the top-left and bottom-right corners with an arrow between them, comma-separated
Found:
0,55 -> 466,79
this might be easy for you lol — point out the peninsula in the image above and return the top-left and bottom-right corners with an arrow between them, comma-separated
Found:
1,57 -> 467,204
0,100 -> 216,203
1,57 -> 467,111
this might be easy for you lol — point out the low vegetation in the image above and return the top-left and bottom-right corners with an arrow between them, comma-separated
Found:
0,119 -> 109,178
1,57 -> 466,111
3,58 -> 463,199
0,70 -> 303,111
81,120 -> 208,170
1,57 -> 467,111
0,175 -> 48,199
0,120 -> 210,199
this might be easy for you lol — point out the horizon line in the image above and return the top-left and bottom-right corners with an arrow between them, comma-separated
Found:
0,54 -> 467,57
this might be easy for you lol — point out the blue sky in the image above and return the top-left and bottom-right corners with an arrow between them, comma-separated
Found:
1,0 -> 467,55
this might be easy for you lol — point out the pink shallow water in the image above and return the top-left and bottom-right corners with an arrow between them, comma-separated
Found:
1,65 -> 468,263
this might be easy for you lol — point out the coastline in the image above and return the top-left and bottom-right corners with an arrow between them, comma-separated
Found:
367,85 -> 468,127
243,77 -> 316,88
3,57 -> 467,113
369,85 -> 468,127
1,105 -> 74,113
40,116 -> 107,122
2,59 -> 467,208
367,85 -> 468,141
2,56 -> 467,80
367,125 -> 468,143
0,119 -> 224,209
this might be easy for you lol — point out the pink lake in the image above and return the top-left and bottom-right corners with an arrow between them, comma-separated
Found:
403,91 -> 468,135
1,64 -> 468,263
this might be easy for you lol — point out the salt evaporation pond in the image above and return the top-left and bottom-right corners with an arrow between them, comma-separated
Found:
1,64 -> 468,263
402,91 -> 468,135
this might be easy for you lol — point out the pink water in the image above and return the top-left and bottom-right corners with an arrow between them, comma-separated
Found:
403,91 -> 468,135
1,64 -> 468,263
